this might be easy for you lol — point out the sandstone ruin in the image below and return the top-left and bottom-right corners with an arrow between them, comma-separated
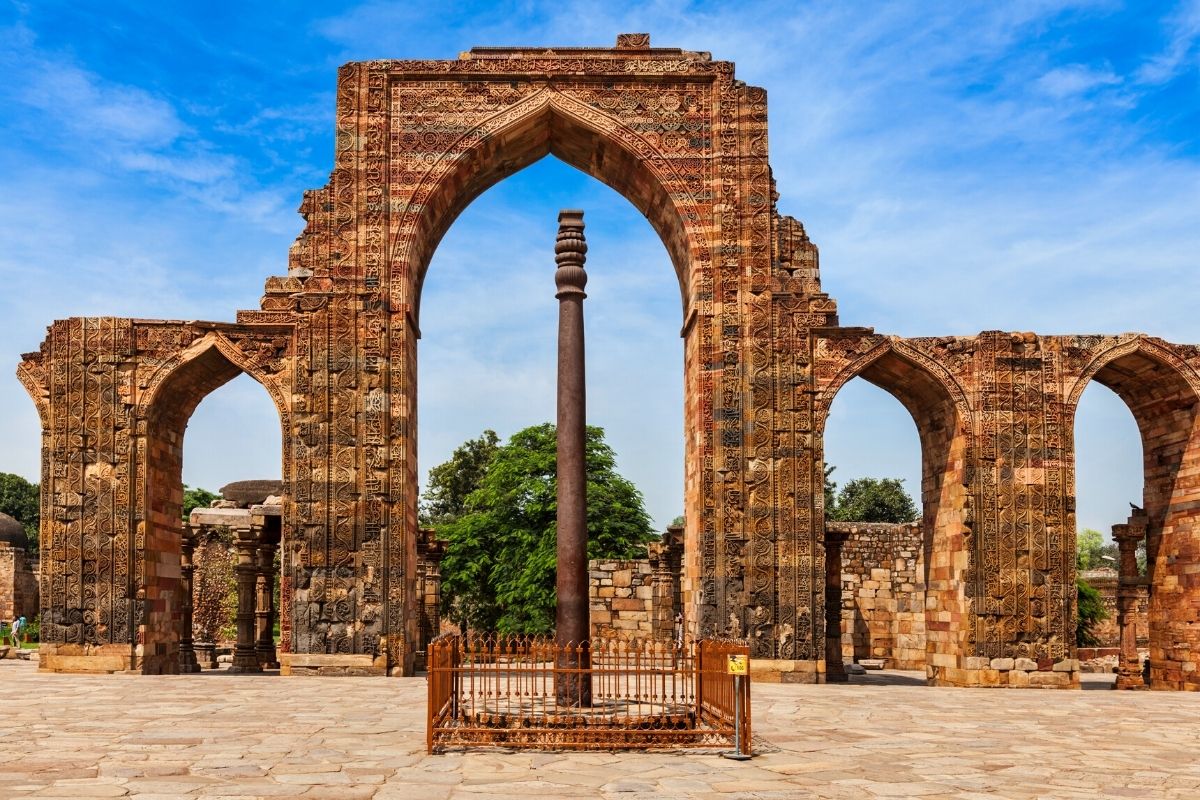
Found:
17,36 -> 1199,688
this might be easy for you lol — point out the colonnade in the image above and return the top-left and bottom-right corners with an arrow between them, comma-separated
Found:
179,518 -> 280,674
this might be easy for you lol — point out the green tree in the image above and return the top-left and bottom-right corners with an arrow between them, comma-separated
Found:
182,486 -> 219,520
1076,528 -> 1105,571
829,477 -> 918,523
0,472 -> 40,552
823,465 -> 837,517
420,430 -> 500,527
439,423 -> 655,635
1076,578 -> 1108,647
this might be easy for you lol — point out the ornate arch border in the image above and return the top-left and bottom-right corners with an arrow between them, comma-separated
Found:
812,337 -> 975,438
1065,334 -> 1200,420
389,85 -> 714,309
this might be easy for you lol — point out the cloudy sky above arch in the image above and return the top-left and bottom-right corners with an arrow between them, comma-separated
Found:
0,1 -> 1196,534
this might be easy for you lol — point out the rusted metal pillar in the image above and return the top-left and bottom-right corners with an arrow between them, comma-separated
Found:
178,524 -> 201,674
230,525 -> 263,674
1114,516 -> 1147,690
256,537 -> 279,669
554,209 -> 592,707
824,528 -> 849,682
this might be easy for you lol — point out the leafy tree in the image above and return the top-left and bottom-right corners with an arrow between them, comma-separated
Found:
439,423 -> 655,635
829,477 -> 918,523
670,515 -> 685,528
823,465 -> 837,516
182,486 -> 219,520
1076,578 -> 1108,647
0,472 -> 40,552
420,430 -> 500,527
1076,528 -> 1105,570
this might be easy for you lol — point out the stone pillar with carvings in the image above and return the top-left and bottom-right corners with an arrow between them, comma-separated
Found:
178,524 -> 201,674
229,525 -> 263,674
824,527 -> 849,683
256,537 -> 279,669
1114,514 -> 1148,690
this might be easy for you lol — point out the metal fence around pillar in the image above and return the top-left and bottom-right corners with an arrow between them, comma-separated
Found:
426,634 -> 750,753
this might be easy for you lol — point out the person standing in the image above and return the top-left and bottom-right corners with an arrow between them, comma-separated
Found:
9,616 -> 24,647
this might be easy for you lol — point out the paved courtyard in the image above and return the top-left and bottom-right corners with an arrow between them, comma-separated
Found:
1,660 -> 1196,799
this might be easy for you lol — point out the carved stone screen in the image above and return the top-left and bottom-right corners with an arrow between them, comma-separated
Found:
18,37 -> 1200,688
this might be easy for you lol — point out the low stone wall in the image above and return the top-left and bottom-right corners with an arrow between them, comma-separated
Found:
832,521 -> 926,670
0,544 -> 38,623
589,560 -> 659,639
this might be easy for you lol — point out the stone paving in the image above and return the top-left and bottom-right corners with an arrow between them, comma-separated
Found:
1,660 -> 1197,799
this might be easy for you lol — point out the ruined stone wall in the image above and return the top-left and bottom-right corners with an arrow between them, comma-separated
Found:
192,532 -> 236,645
0,545 -> 39,622
1079,569 -> 1149,648
589,560 -> 658,639
832,522 -> 925,670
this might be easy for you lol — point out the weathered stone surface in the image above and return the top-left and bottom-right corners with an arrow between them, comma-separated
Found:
220,480 -> 284,508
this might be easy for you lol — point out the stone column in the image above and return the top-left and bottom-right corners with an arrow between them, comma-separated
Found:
824,527 -> 849,682
229,525 -> 262,674
178,524 -> 201,674
1114,516 -> 1147,690
554,209 -> 592,707
256,537 -> 279,669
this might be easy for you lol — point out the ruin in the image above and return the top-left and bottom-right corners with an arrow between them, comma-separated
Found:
0,512 -> 38,627
16,35 -> 1200,688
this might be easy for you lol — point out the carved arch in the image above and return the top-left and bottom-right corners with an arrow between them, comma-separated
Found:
136,330 -> 290,426
392,86 -> 710,316
1066,335 -> 1200,416
814,337 -> 973,436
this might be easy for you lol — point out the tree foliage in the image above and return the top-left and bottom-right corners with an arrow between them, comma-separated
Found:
823,465 -> 837,515
1076,528 -> 1106,570
828,477 -> 918,523
420,430 -> 500,527
0,472 -> 40,552
1076,578 -> 1108,647
182,486 -> 219,520
438,423 -> 655,635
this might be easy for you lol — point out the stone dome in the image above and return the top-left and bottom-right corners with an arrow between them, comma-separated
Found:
0,511 -> 29,551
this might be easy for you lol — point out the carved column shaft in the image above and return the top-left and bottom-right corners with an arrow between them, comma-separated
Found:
179,524 -> 200,674
230,525 -> 263,674
256,539 -> 279,669
824,529 -> 848,683
1114,519 -> 1147,690
554,209 -> 592,707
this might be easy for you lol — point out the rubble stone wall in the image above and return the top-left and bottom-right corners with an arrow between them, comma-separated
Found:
832,521 -> 926,670
0,545 -> 39,623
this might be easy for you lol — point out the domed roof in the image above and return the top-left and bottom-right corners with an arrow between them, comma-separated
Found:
0,512 -> 29,551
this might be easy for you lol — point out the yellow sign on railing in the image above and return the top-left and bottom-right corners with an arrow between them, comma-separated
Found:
727,653 -> 748,675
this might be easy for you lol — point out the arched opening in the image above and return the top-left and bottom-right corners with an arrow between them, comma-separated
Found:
1072,381 -> 1143,685
823,377 -> 925,673
139,338 -> 287,674
1069,344 -> 1200,690
818,344 -> 971,685
402,92 -> 697,651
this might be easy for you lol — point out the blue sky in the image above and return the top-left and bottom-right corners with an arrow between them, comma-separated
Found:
0,1 -> 1196,535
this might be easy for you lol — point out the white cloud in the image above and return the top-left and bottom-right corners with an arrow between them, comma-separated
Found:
1036,64 -> 1122,98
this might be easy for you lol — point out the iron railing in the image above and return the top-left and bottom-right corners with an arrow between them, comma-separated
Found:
426,634 -> 751,754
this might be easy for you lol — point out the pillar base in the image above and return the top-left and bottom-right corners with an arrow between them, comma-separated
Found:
230,647 -> 263,673
194,642 -> 219,670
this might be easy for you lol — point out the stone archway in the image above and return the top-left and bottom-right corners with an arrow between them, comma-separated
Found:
134,332 -> 290,674
1066,337 -> 1200,690
814,336 -> 972,684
